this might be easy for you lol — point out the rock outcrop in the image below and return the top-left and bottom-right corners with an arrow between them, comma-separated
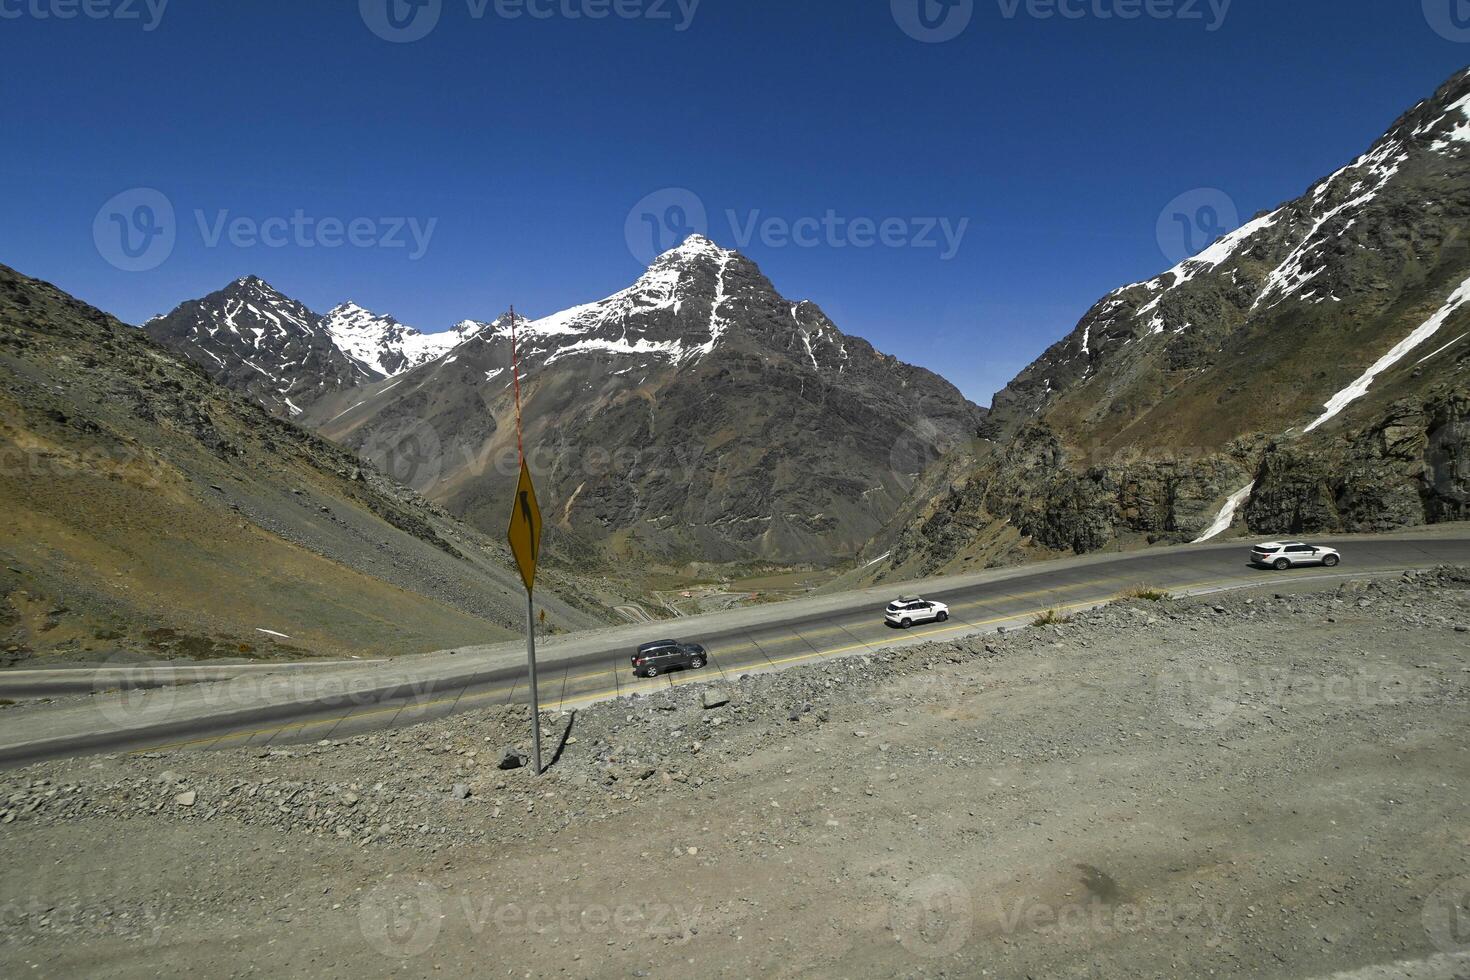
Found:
1248,385 -> 1470,533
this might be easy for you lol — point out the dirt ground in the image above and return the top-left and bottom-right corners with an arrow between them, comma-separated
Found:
2,571 -> 1469,978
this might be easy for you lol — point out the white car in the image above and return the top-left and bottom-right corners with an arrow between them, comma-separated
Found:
1250,541 -> 1341,570
885,595 -> 950,628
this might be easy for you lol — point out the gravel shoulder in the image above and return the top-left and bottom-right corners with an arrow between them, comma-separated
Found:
2,570 -> 1468,978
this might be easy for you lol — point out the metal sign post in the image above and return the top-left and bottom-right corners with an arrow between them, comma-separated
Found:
524,589 -> 541,775
504,306 -> 545,775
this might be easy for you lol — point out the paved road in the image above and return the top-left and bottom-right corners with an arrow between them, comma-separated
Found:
0,660 -> 389,699
3,532 -> 1468,768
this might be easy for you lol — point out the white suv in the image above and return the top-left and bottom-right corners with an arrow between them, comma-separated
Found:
1250,541 -> 1341,570
884,595 -> 950,628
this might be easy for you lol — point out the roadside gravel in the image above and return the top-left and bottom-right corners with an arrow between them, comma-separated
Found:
2,569 -> 1467,977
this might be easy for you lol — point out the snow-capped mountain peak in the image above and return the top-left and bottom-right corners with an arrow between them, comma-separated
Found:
658,233 -> 733,263
485,235 -> 753,370
144,277 -> 369,418
320,301 -> 457,377
156,274 -> 323,346
452,317 -> 493,338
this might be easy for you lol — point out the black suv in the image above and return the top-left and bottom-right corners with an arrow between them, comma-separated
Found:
631,639 -> 707,678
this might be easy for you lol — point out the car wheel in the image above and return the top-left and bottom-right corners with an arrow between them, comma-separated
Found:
646,666 -> 659,677
1274,558 -> 1290,571
936,611 -> 949,622
1323,554 -> 1340,567
900,618 -> 911,629
690,656 -> 705,669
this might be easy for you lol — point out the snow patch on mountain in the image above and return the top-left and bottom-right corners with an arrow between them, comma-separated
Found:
543,336 -> 688,366
1305,273 -> 1470,433
1192,482 -> 1255,543
1092,124 -> 1420,355
1416,331 -> 1468,366
693,248 -> 734,362
1254,139 -> 1408,312
1120,209 -> 1283,310
1419,91 -> 1470,152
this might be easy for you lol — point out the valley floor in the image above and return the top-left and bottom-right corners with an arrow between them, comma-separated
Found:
1,572 -> 1468,978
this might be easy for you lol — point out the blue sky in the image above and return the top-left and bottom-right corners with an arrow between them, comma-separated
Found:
2,0 -> 1467,403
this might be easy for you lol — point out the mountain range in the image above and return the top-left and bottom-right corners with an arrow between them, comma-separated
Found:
143,277 -> 496,418
147,236 -> 985,566
137,66 -> 1470,585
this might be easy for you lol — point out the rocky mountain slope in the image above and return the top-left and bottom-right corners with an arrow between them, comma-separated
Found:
306,236 -> 985,565
869,67 -> 1470,579
143,278 -> 489,418
0,263 -> 615,665
142,276 -> 368,419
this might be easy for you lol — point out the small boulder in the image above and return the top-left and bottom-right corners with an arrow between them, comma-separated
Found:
451,783 -> 471,800
497,747 -> 528,770
174,790 -> 196,807
701,687 -> 730,710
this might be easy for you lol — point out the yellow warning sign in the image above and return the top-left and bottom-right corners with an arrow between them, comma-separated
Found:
506,460 -> 542,592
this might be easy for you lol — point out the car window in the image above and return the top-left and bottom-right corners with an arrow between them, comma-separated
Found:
1288,545 -> 1313,553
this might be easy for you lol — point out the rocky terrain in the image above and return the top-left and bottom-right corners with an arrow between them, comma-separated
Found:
0,263 -> 620,666
871,67 -> 1470,580
142,276 -> 374,419
1,569 -> 1466,976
